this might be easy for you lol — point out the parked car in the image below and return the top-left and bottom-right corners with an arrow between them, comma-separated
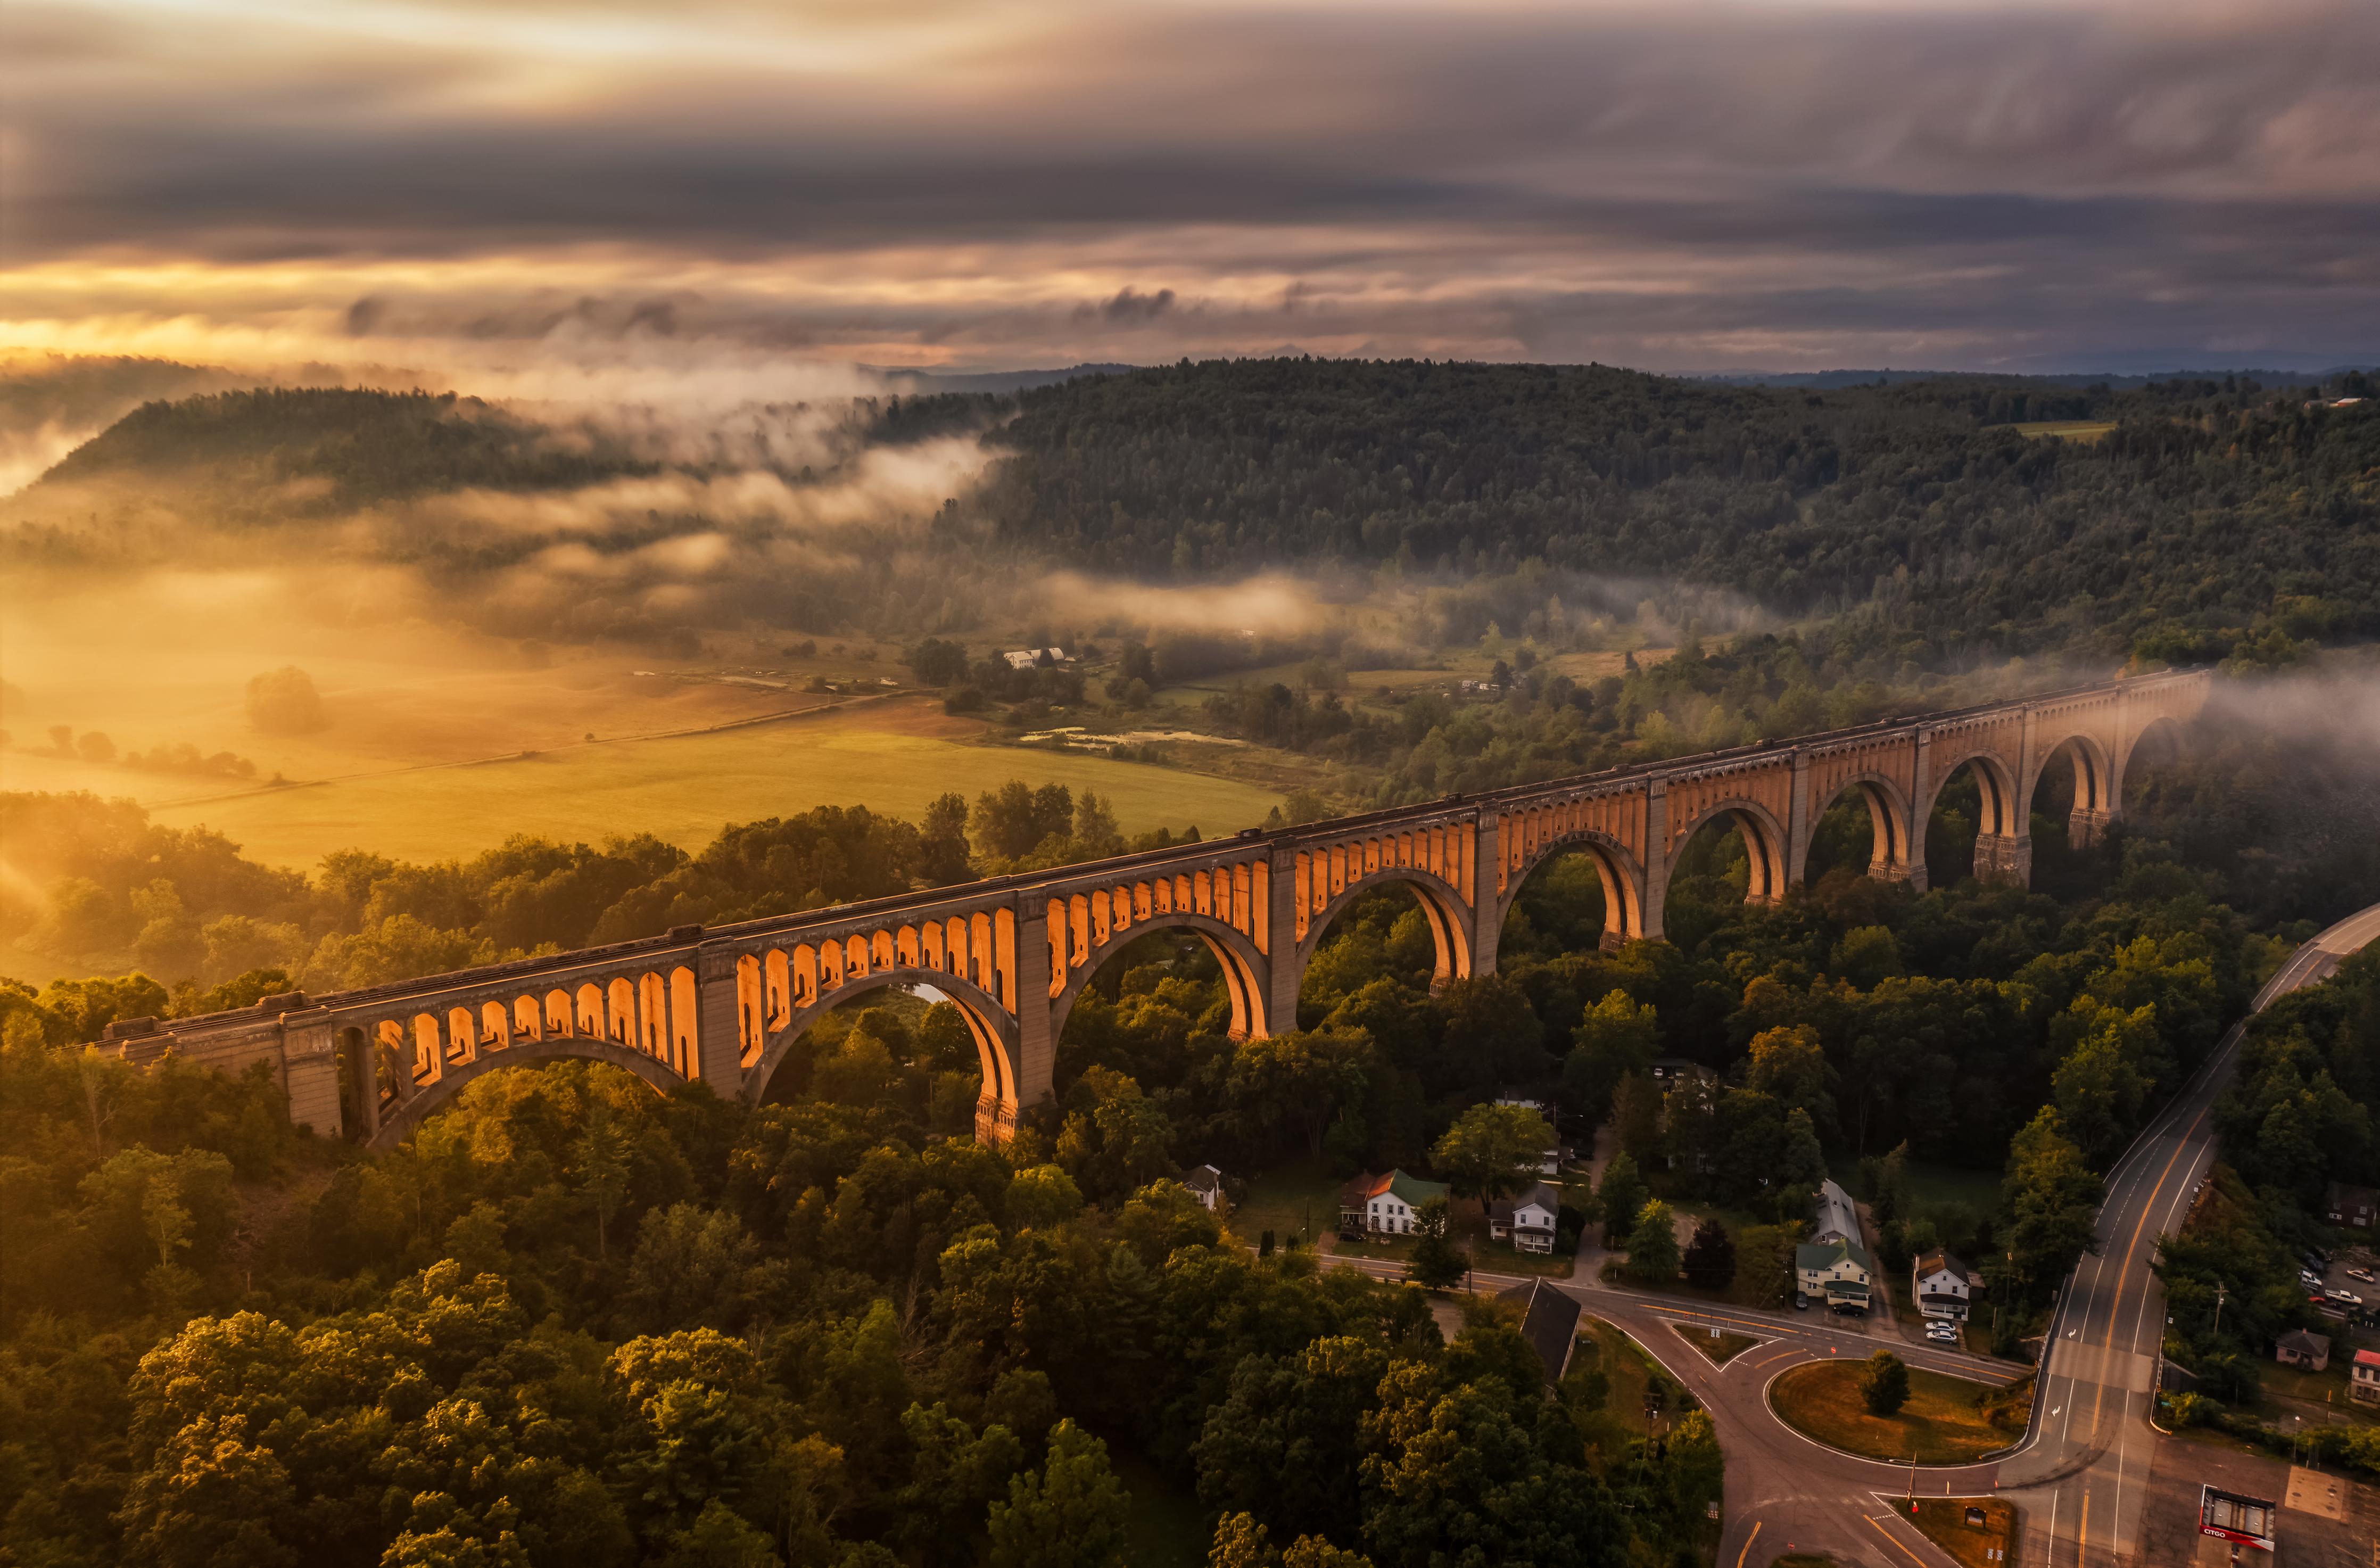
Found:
2331,1289 -> 2364,1307
2346,1266 -> 2375,1283
1794,1292 -> 1810,1311
1925,1324 -> 1958,1343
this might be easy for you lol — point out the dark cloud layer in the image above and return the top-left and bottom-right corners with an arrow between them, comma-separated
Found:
4,0 -> 2376,371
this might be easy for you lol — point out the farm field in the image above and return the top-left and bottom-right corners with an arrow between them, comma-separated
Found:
3,699 -> 1283,870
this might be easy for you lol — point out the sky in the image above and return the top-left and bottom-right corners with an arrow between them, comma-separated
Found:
5,0 -> 2378,379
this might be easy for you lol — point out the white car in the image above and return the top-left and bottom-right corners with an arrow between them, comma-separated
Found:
1925,1324 -> 1959,1343
2331,1289 -> 2364,1307
2346,1267 -> 2375,1284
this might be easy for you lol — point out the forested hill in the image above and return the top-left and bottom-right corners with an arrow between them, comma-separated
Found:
35,387 -> 663,509
971,358 -> 2380,654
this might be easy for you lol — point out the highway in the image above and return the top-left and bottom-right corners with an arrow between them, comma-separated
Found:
1974,900 -> 2380,1567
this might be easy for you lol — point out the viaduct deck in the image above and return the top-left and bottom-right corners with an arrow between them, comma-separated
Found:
93,670 -> 2209,1149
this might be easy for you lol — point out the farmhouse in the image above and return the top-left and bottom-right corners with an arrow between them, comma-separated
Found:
1182,1164 -> 1225,1212
1346,1170 -> 1448,1237
1487,1181 -> 1561,1254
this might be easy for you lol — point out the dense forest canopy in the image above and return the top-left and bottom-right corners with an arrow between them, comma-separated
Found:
972,359 -> 2380,661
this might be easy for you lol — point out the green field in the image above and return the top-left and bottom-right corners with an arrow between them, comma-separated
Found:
1999,419 -> 2117,443
1768,1360 -> 2015,1464
2,705 -> 1283,870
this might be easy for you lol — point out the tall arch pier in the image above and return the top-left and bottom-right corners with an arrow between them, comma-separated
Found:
96,670 -> 2208,1148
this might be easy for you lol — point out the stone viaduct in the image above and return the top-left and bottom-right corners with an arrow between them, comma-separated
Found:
96,670 -> 2207,1150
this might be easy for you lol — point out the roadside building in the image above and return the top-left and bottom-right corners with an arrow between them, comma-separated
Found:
2275,1328 -> 2331,1372
1498,1278 -> 1582,1383
1182,1164 -> 1225,1212
1811,1179 -> 1863,1250
2325,1181 -> 2377,1228
1337,1173 -> 1374,1237
1912,1249 -> 1976,1322
1358,1169 -> 1449,1237
2351,1349 -> 2380,1408
1487,1181 -> 1561,1255
1796,1237 -> 1873,1315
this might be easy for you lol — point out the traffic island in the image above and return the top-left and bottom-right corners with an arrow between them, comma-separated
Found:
1767,1360 -> 2014,1464
1671,1321 -> 1761,1365
1897,1498 -> 2018,1567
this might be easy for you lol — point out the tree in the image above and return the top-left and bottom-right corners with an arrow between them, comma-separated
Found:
575,1097 -> 632,1260
1208,1513 -> 1374,1568
1859,1351 -> 1910,1416
1596,1153 -> 1646,1249
1780,1106 -> 1828,1190
1427,976 -> 1546,1086
1612,1071 -> 1663,1163
1406,1196 -> 1466,1290
1565,992 -> 1658,1126
2001,1108 -> 2105,1306
246,666 -> 328,733
1624,1199 -> 1681,1285
1194,1336 -> 1385,1545
919,792 -> 973,884
1746,1025 -> 1835,1132
986,1420 -> 1129,1568
1431,1102 -> 1551,1203
1681,1217 -> 1737,1290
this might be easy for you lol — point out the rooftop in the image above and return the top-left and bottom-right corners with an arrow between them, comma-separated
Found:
1497,1278 -> 1582,1383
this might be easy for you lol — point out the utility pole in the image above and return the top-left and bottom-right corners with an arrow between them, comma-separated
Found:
2212,1281 -> 2228,1339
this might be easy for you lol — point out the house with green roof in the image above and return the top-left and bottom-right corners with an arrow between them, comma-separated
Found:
1796,1237 -> 1873,1315
1350,1169 -> 1449,1237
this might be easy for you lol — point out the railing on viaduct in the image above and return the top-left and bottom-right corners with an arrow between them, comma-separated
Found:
93,669 -> 2209,1150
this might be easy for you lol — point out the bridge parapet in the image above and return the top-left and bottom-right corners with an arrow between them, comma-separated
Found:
98,670 -> 2209,1148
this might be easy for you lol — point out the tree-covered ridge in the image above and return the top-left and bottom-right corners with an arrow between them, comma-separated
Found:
37,388 -> 664,510
976,358 -> 2380,656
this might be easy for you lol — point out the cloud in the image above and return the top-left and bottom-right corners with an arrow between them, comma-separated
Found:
2,0 -> 2376,371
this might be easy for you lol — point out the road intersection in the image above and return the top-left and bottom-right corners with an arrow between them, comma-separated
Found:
1315,902 -> 2380,1566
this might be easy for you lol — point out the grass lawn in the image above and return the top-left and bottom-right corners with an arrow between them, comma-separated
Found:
1673,1322 -> 1761,1366
1575,1317 -> 1693,1454
1768,1360 -> 2015,1464
1901,1160 -> 2004,1216
1903,1498 -> 2018,1568
1227,1156 -> 1343,1252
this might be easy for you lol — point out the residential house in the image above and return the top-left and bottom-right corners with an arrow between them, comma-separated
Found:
1648,1058 -> 1710,1085
1488,1181 -> 1561,1255
1796,1238 -> 1873,1315
1812,1179 -> 1863,1250
1498,1279 -> 1582,1383
1183,1165 -> 1225,1212
1000,647 -> 1068,670
1337,1173 -> 1375,1237
2275,1328 -> 2331,1372
1912,1249 -> 1976,1322
2351,1349 -> 2380,1409
2326,1181 -> 2377,1228
1357,1170 -> 1449,1237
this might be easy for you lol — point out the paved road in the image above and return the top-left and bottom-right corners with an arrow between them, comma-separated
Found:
1996,901 -> 2380,1567
1309,903 -> 2380,1566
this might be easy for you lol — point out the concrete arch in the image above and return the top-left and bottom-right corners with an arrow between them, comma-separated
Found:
2117,714 -> 2187,804
1664,796 -> 1792,907
1048,910 -> 1272,1043
741,966 -> 1022,1135
1496,828 -> 1650,949
1798,771 -> 1918,884
366,1035 -> 682,1152
1918,747 -> 2027,885
1918,748 -> 2023,839
1297,863 -> 1474,994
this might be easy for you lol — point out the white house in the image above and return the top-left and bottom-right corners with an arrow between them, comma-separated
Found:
1183,1164 -> 1225,1212
1796,1238 -> 1873,1314
1360,1169 -> 1449,1236
1912,1249 -> 1976,1322
1488,1181 -> 1561,1255
1001,647 -> 1068,670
